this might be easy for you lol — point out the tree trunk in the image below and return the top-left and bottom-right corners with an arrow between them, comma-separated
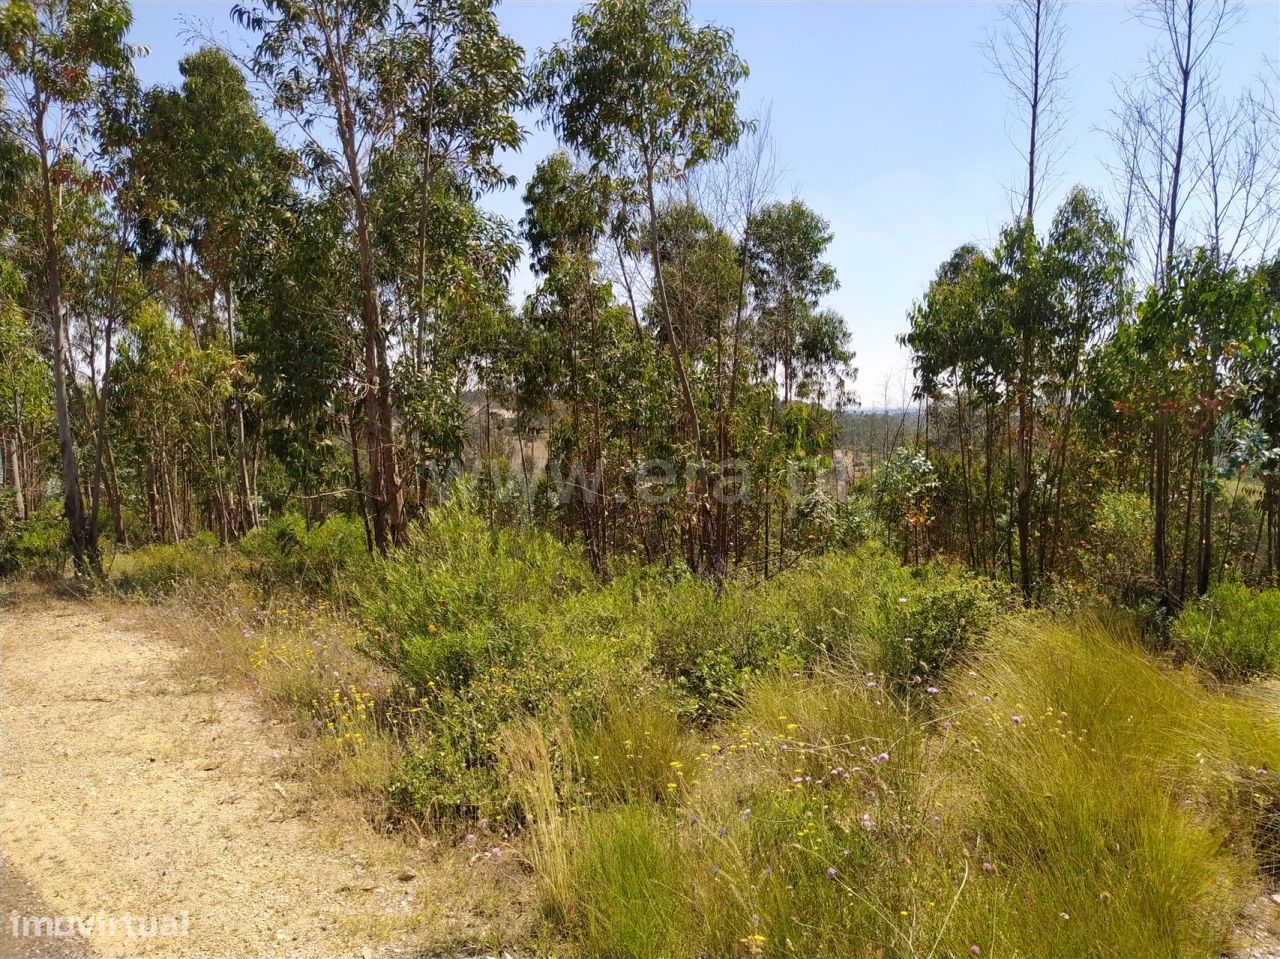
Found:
643,160 -> 701,448
35,103 -> 96,576
334,84 -> 404,553
8,435 -> 26,520
1016,328 -> 1034,603
1153,415 -> 1171,604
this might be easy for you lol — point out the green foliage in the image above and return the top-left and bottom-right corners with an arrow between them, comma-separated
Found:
529,616 -> 1279,959
237,514 -> 372,600
1172,582 -> 1280,681
0,496 -> 67,578
111,535 -> 225,595
1077,490 -> 1158,608
530,0 -> 749,175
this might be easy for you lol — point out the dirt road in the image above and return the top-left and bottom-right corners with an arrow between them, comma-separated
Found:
0,595 -> 497,959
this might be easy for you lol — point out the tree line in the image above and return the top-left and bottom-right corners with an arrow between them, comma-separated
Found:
0,0 -> 1277,605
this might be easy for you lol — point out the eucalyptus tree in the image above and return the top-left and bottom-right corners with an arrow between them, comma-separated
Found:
904,244 -> 1013,573
744,199 -> 850,571
746,200 -> 842,406
0,258 -> 50,523
1038,187 -> 1129,575
986,0 -> 1069,600
530,0 -> 750,451
1089,249 -> 1267,603
132,47 -> 296,533
0,0 -> 135,574
517,151 -> 618,572
986,0 -> 1068,221
1112,0 -> 1252,282
241,194 -> 363,533
1172,254 -> 1267,596
234,0 -> 409,551
390,0 -> 524,377
366,150 -> 518,506
1251,257 -> 1280,583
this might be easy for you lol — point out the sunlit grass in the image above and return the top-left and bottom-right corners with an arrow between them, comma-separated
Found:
517,615 -> 1279,958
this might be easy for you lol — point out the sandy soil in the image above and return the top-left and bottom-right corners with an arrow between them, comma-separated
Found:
0,595 -> 504,959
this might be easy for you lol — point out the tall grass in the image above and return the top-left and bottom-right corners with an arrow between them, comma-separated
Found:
514,616 -> 1279,958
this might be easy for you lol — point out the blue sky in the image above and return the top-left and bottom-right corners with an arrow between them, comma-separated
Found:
127,0 -> 1279,405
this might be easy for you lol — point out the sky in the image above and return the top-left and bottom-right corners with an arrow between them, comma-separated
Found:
126,0 -> 1280,407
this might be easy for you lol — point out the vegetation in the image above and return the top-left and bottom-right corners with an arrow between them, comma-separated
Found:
2,0 -> 1280,954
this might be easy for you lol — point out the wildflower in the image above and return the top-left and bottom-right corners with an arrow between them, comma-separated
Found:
464,833 -> 476,844
860,813 -> 876,832
970,947 -> 982,956
873,752 -> 890,763
718,827 -> 728,837
689,815 -> 699,825
740,808 -> 752,821
981,861 -> 993,873
927,686 -> 938,695
826,867 -> 838,879
1011,715 -> 1022,725
489,846 -> 501,857
942,721 -> 953,730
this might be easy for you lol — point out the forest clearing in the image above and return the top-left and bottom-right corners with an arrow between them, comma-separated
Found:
3,0 -> 1280,954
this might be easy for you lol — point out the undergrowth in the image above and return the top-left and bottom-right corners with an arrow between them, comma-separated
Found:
93,497 -> 1280,958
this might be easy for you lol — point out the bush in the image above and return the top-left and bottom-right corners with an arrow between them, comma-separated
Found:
1172,582 -> 1280,680
237,513 -> 371,601
0,495 -> 69,578
111,535 -> 226,596
644,545 -> 1004,720
1078,491 -> 1159,610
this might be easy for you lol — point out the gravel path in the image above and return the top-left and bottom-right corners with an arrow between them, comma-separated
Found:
0,597 -> 495,959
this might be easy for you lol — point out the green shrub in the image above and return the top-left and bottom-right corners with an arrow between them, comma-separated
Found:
237,513 -> 371,601
1172,582 -> 1280,680
0,496 -> 68,578
111,537 -> 226,596
1078,491 -> 1159,610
